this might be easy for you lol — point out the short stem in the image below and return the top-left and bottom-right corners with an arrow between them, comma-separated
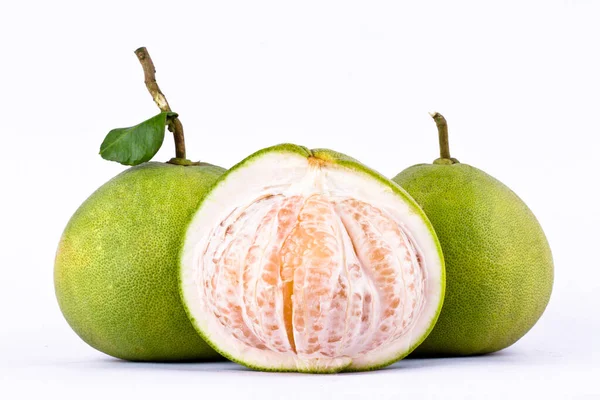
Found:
430,112 -> 451,159
135,47 -> 186,160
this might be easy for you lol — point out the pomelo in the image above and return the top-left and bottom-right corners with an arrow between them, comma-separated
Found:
55,162 -> 225,360
55,47 -> 229,361
179,144 -> 445,372
392,113 -> 553,356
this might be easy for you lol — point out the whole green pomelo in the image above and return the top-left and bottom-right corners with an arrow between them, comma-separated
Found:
55,162 -> 225,361
392,113 -> 553,356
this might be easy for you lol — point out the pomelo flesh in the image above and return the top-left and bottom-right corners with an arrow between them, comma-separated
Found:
55,162 -> 225,361
179,144 -> 445,372
393,148 -> 553,356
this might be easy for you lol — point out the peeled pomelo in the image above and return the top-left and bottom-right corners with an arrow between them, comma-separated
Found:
55,162 -> 225,361
179,144 -> 445,372
392,113 -> 553,356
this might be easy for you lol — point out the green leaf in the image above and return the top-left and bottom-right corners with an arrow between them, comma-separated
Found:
99,112 -> 176,166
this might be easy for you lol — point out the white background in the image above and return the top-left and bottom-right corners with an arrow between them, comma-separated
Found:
1,1 -> 599,399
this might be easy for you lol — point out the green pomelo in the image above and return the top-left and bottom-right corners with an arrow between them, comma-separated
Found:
55,162 -> 225,361
392,114 -> 553,356
179,144 -> 445,373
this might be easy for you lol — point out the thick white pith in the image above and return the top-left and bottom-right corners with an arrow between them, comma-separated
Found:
181,152 -> 443,371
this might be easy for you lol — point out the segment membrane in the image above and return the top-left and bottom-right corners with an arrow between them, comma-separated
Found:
197,193 -> 427,367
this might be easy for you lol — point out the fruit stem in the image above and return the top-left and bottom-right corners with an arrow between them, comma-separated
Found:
429,112 -> 459,164
430,112 -> 451,159
135,47 -> 187,162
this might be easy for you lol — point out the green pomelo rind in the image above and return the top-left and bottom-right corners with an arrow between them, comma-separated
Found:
55,162 -> 225,361
178,143 -> 445,372
393,163 -> 553,356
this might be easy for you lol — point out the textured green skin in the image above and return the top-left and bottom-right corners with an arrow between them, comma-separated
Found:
55,162 -> 225,361
393,163 -> 553,356
179,144 -> 445,372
